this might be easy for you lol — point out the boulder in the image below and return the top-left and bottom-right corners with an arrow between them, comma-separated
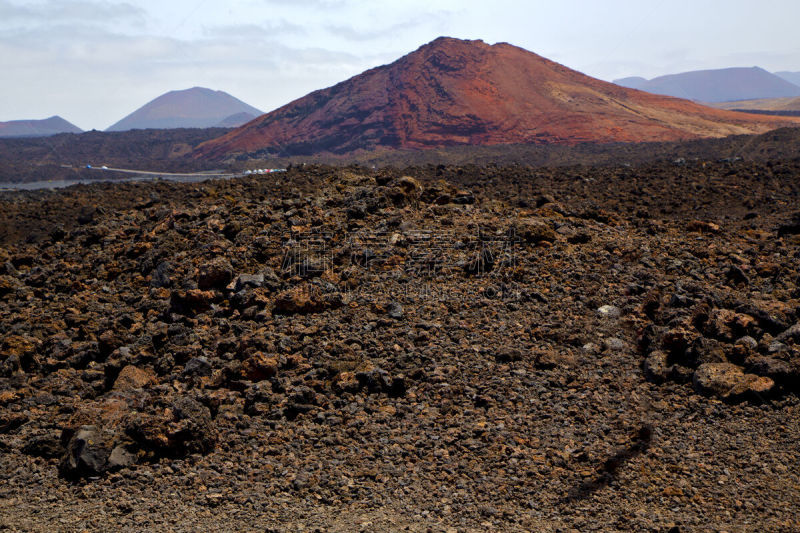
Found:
643,351 -> 670,383
59,425 -> 115,478
197,258 -> 233,290
241,352 -> 279,381
518,220 -> 557,244
693,363 -> 774,401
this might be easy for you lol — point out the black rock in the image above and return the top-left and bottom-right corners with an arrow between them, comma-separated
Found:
183,356 -> 212,377
151,261 -> 173,288
59,425 -> 112,478
387,301 -> 404,319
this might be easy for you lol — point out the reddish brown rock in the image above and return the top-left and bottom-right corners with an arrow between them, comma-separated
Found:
241,352 -> 279,382
112,365 -> 157,391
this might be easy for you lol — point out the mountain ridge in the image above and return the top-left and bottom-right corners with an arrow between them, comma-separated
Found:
614,67 -> 800,102
0,116 -> 82,138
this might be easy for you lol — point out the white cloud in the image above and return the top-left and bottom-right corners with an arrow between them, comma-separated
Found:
0,0 -> 145,25
1,0 -> 799,129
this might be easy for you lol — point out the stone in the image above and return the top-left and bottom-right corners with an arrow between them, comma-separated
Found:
693,363 -> 745,397
232,273 -> 265,292
745,356 -> 794,383
603,338 -> 625,351
112,365 -> 156,391
183,356 -> 212,377
59,425 -> 113,478
597,305 -> 621,318
108,445 -> 138,469
170,289 -> 215,314
241,352 -> 278,381
150,261 -> 172,288
518,220 -> 557,244
126,396 -> 215,456
643,351 -> 670,383
776,323 -> 800,344
0,275 -> 21,295
693,363 -> 774,400
387,301 -> 404,319
332,371 -> 360,394
197,258 -> 234,290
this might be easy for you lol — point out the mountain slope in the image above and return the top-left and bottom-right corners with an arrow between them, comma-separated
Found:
0,116 -> 82,138
613,76 -> 648,90
214,112 -> 258,128
775,71 -> 800,87
196,38 -> 799,160
613,67 -> 800,102
107,87 -> 262,131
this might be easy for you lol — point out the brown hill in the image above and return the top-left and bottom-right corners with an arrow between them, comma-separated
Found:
195,37 -> 799,160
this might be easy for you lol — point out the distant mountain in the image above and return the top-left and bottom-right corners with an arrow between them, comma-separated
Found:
214,112 -> 258,128
0,116 -> 82,138
613,76 -> 647,90
195,37 -> 799,160
614,67 -> 800,102
775,71 -> 800,87
107,87 -> 262,131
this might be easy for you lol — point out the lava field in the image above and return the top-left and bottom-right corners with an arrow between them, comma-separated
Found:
1,159 -> 800,531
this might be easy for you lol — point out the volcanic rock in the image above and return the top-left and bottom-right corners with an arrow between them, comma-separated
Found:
112,365 -> 156,391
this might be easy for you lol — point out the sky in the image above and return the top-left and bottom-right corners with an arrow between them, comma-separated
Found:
1,0 -> 799,130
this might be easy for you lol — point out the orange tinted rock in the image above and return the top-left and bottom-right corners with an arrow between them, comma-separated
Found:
113,365 -> 157,391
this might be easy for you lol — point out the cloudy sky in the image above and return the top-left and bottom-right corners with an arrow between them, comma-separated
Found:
1,0 -> 799,130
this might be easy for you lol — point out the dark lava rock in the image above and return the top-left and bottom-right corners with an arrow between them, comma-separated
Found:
232,273 -> 265,292
643,351 -> 669,383
183,356 -> 213,377
150,261 -> 173,288
387,301 -> 404,319
197,258 -> 234,290
59,425 -> 114,478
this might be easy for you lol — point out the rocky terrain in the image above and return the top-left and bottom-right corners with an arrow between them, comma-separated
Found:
0,128 -> 232,184
1,156 -> 800,531
196,37 -> 800,160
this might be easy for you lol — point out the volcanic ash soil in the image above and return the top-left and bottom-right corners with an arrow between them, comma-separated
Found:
1,161 -> 800,531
